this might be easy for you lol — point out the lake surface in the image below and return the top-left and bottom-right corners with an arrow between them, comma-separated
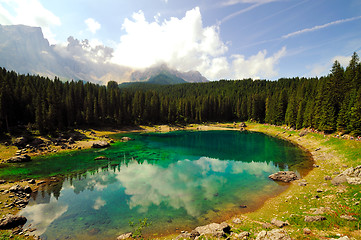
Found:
1,130 -> 312,239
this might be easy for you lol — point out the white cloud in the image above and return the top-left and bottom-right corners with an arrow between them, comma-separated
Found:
112,7 -> 285,80
0,0 -> 61,43
332,55 -> 352,67
307,54 -> 352,77
220,3 -> 264,24
231,47 -> 287,79
282,16 -> 361,39
85,18 -> 101,34
221,0 -> 277,7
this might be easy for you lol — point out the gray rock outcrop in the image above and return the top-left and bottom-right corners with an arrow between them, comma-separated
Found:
91,141 -> 110,148
304,215 -> 326,222
332,165 -> 361,185
176,222 -> 231,239
256,229 -> 291,240
340,215 -> 357,221
0,214 -> 27,229
271,219 -> 289,228
13,136 -> 28,148
116,232 -> 132,239
5,155 -> 31,163
194,222 -> 231,238
9,184 -> 32,194
268,171 -> 298,183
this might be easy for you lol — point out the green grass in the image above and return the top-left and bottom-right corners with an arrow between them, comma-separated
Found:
0,231 -> 27,240
226,122 -> 361,239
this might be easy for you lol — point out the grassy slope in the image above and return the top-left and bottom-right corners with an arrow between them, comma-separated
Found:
233,123 -> 361,239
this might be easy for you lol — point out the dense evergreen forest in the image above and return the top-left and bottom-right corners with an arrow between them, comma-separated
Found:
1,53 -> 361,136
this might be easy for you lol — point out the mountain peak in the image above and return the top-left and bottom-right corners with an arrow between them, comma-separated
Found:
130,64 -> 208,83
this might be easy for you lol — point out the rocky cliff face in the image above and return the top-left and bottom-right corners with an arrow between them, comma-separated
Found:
130,64 -> 208,83
0,25 -> 52,75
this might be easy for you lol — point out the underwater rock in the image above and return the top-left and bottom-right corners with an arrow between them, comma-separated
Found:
91,141 -> 110,148
121,137 -> 133,142
116,232 -> 132,239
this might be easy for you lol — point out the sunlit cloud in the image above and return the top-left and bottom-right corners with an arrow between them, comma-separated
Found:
85,18 -> 101,34
307,54 -> 352,77
111,7 -> 286,80
230,47 -> 287,79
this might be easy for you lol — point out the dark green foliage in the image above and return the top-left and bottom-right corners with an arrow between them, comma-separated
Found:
0,52 -> 360,135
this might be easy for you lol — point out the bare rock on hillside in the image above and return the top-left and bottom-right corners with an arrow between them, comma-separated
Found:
194,222 -> 231,238
256,229 -> 291,240
6,155 -> 31,163
330,237 -> 350,240
116,232 -> 132,239
269,171 -> 298,183
13,136 -> 29,148
331,175 -> 347,185
340,215 -> 357,221
311,207 -> 330,215
332,165 -> 361,185
271,219 -> 289,228
232,218 -> 242,224
231,231 -> 250,239
346,177 -> 361,185
9,184 -> 32,194
304,215 -> 326,222
0,214 -> 27,229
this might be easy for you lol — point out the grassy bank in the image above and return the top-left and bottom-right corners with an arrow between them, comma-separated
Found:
228,123 -> 361,240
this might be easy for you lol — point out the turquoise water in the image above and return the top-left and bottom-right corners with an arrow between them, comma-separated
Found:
3,131 -> 312,239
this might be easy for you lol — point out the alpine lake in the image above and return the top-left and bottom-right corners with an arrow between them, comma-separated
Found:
0,130 -> 313,240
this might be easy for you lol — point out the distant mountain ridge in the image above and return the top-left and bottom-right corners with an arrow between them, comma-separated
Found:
130,64 -> 208,83
0,24 -> 208,84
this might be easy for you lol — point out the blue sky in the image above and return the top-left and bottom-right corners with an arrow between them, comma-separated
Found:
0,0 -> 361,80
